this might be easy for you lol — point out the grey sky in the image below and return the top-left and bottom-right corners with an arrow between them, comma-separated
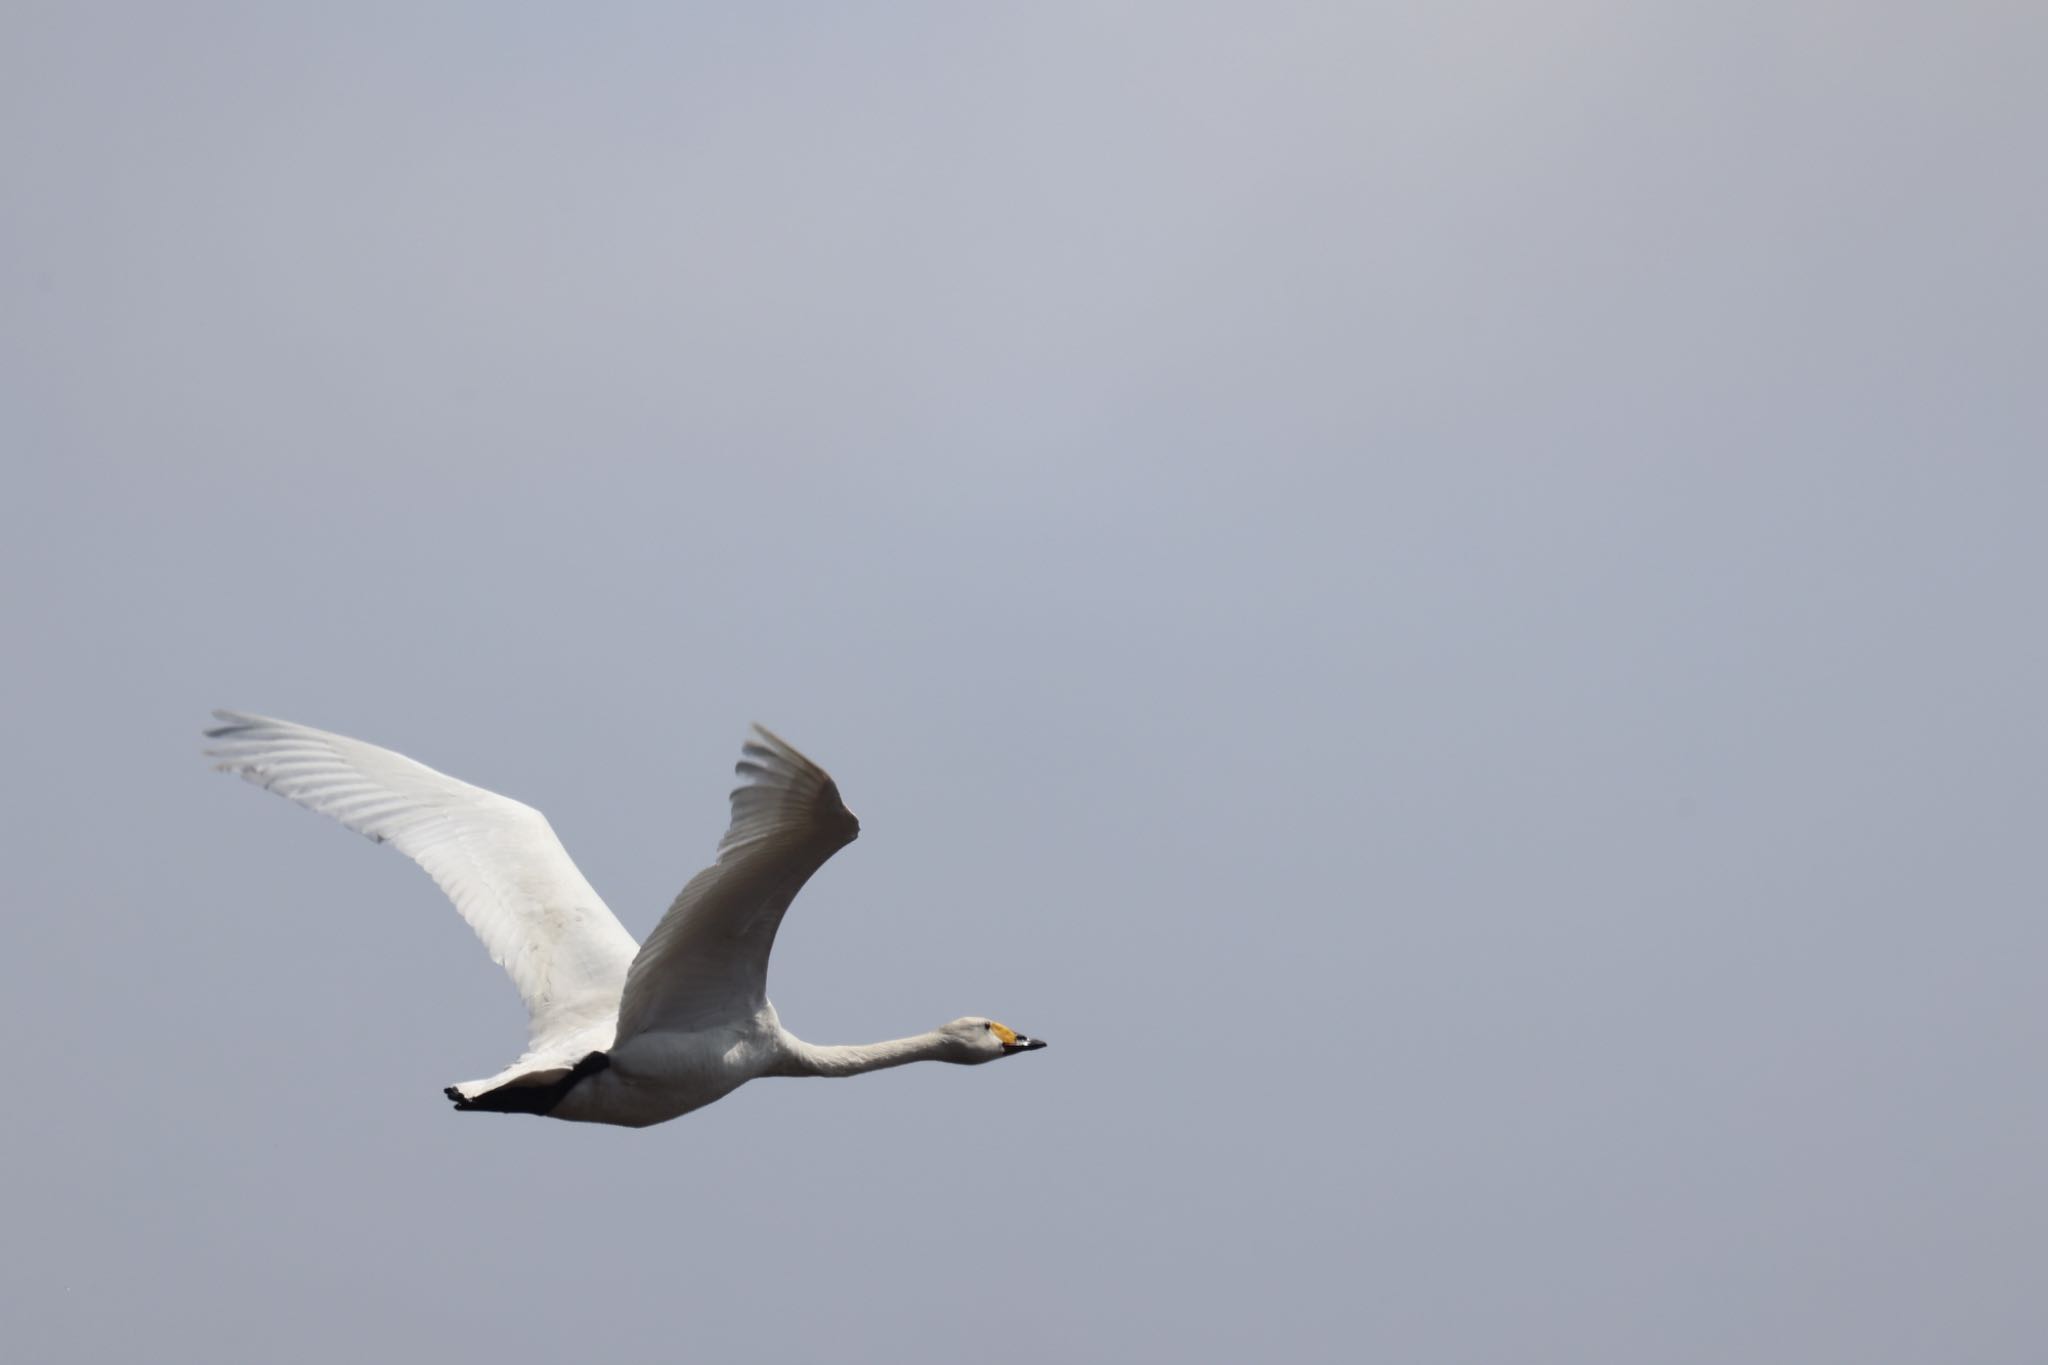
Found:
4,3 -> 2045,1361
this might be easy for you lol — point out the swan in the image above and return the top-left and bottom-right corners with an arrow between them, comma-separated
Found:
204,712 -> 1045,1128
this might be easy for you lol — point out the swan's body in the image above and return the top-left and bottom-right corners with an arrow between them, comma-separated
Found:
205,713 -> 1044,1128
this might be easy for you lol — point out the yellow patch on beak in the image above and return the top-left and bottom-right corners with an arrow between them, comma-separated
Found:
989,1022 -> 1019,1046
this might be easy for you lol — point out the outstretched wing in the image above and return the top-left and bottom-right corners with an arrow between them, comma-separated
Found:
613,726 -> 859,1041
204,711 -> 641,1053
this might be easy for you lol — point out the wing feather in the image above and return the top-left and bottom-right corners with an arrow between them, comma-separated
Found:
205,711 -> 640,1053
613,726 -> 858,1040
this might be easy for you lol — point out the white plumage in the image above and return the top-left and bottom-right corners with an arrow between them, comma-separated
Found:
205,712 -> 1044,1127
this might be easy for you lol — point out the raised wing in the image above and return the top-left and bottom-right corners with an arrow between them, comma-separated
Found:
613,726 -> 859,1041
204,711 -> 641,1052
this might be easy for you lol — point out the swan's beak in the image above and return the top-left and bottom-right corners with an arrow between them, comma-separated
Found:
1001,1035 -> 1048,1054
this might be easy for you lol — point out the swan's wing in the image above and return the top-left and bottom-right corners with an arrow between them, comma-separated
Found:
205,711 -> 641,1051
613,726 -> 859,1041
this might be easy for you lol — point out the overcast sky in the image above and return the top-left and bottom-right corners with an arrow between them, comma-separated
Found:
4,4 -> 2045,1361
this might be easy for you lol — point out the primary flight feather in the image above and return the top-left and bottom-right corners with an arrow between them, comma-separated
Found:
205,712 -> 1045,1127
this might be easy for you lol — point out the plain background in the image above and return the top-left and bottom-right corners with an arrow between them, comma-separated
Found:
3,4 -> 2044,1361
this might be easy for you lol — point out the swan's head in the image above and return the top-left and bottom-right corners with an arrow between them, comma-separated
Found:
940,1017 -> 1048,1064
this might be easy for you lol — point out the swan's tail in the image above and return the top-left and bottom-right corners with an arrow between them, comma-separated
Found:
445,1051 -> 610,1116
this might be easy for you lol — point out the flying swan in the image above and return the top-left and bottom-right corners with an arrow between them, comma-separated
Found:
205,712 -> 1045,1127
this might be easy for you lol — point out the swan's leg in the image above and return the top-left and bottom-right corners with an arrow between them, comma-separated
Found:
444,1051 -> 611,1116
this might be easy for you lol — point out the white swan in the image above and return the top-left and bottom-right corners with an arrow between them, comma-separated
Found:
204,712 -> 1045,1128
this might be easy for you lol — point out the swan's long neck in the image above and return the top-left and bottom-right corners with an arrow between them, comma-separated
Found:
779,1031 -> 951,1078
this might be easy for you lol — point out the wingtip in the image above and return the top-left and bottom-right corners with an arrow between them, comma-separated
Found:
740,723 -> 799,771
203,708 -> 262,740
